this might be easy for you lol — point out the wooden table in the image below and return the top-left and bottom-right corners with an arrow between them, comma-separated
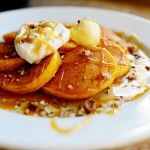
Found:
1,0 -> 150,149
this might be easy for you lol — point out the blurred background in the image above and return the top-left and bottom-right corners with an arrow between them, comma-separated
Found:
0,0 -> 150,19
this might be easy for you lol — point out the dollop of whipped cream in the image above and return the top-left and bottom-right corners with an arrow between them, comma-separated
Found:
70,19 -> 101,47
15,20 -> 70,64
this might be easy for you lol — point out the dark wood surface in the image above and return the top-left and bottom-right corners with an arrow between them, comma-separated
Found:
0,0 -> 150,149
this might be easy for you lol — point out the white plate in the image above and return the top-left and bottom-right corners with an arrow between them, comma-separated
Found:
0,6 -> 150,150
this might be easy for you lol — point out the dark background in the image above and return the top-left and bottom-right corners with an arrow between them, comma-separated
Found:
0,0 -> 150,20
0,0 -> 29,11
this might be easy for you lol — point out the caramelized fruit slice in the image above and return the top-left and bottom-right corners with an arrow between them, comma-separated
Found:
3,31 -> 16,44
101,26 -> 128,52
100,39 -> 130,79
58,41 -> 77,54
43,47 -> 117,100
0,43 -> 25,71
0,57 -> 25,71
0,43 -> 15,54
0,51 -> 61,94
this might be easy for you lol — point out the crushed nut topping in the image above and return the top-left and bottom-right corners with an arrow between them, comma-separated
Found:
145,66 -> 150,71
67,84 -> 74,90
127,73 -> 136,81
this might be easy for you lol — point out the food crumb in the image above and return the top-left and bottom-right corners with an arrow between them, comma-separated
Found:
16,79 -> 20,82
80,49 -> 93,56
145,66 -> 150,71
67,84 -> 74,90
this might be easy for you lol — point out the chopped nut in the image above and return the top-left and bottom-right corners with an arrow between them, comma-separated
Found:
25,108 -> 30,114
40,100 -> 47,106
145,66 -> 150,71
128,46 -> 137,54
131,66 -> 135,69
104,87 -> 110,95
84,98 -> 96,113
40,111 -> 47,117
61,55 -> 64,58
79,49 -> 93,56
20,69 -> 25,75
127,73 -> 136,81
67,84 -> 74,90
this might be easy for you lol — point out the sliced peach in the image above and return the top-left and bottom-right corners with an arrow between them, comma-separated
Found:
100,39 -> 130,79
0,57 -> 25,71
3,31 -> 16,44
0,51 -> 61,94
101,26 -> 128,53
0,43 -> 25,71
58,41 -> 77,54
42,47 -> 117,100
0,43 -> 15,54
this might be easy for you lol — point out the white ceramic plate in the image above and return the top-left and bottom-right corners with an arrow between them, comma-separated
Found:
0,6 -> 150,150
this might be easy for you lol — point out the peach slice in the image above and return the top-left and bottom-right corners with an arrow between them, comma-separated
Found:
0,51 -> 61,94
101,26 -> 128,52
0,43 -> 25,71
3,31 -> 16,44
0,57 -> 25,71
0,43 -> 15,54
43,47 -> 117,100
100,39 -> 130,79
58,41 -> 77,54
